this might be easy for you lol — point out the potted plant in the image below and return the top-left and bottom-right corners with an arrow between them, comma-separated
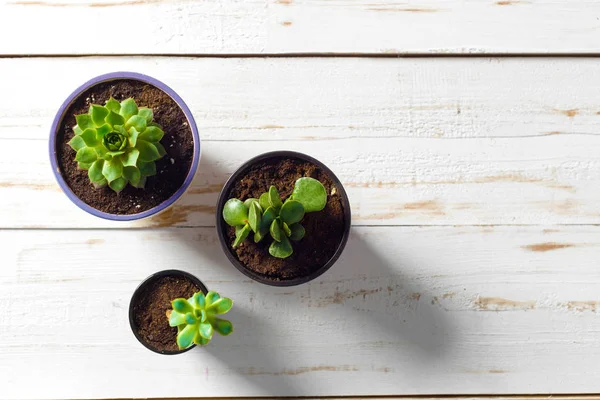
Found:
129,270 -> 233,354
216,151 -> 351,286
49,72 -> 200,221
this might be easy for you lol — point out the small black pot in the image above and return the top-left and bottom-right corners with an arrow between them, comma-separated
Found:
129,269 -> 208,355
216,151 -> 351,286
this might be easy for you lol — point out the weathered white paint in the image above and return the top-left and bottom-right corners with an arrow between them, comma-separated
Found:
0,0 -> 600,54
0,57 -> 599,228
1,226 -> 599,399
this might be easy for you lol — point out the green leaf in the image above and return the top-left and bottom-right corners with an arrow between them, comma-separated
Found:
120,98 -> 138,121
233,223 -> 250,248
259,192 -> 270,210
260,207 -> 277,234
138,126 -> 163,142
108,177 -> 127,192
212,317 -> 233,336
106,111 -> 125,127
169,310 -> 187,327
176,323 -> 197,349
172,298 -> 194,314
88,160 -> 105,183
138,161 -> 156,177
244,198 -> 261,211
68,135 -> 86,151
207,297 -> 232,314
205,291 -> 220,308
75,114 -> 94,130
223,199 -> 249,227
93,178 -> 107,188
289,223 -> 305,241
269,235 -> 293,258
270,219 -> 282,242
123,166 -> 141,186
128,127 -> 140,147
121,148 -> 139,167
254,231 -> 265,243
105,97 -> 120,113
95,146 -> 111,161
125,115 -> 147,132
73,125 -> 83,135
90,105 -> 109,126
279,200 -> 305,225
268,186 -> 283,209
80,128 -> 99,146
199,322 -> 214,340
155,142 -> 167,158
137,140 -> 160,162
75,147 -> 97,163
282,221 -> 292,237
248,201 -> 262,233
138,107 -> 153,123
78,162 -> 92,170
291,177 -> 327,212
102,157 -> 123,182
96,123 -> 111,139
193,331 -> 210,346
192,292 -> 206,309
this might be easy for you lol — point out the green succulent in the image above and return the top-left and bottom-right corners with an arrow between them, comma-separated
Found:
222,177 -> 327,258
68,97 -> 166,193
168,290 -> 233,350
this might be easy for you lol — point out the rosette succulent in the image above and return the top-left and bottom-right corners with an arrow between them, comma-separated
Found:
168,291 -> 233,349
222,177 -> 327,258
68,97 -> 166,193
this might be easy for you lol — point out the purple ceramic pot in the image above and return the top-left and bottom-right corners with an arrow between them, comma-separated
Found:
49,72 -> 200,221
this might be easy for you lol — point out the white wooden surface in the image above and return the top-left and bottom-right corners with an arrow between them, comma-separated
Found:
1,0 -> 600,54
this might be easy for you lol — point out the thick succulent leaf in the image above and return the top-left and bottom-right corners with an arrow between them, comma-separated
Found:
268,185 -> 283,209
172,298 -> 194,314
176,323 -> 197,349
122,148 -> 139,167
205,291 -> 221,308
73,125 -> 83,135
185,312 -> 197,325
93,178 -> 107,188
289,223 -> 305,241
291,177 -> 327,212
88,160 -> 105,183
270,219 -> 282,242
199,322 -> 214,340
138,161 -> 157,177
128,127 -> 140,147
95,146 -> 111,160
120,98 -> 138,121
260,207 -> 277,234
90,105 -> 109,126
244,198 -> 261,211
233,223 -> 250,248
279,200 -> 305,225
80,128 -> 99,147
102,157 -> 123,182
78,162 -> 92,170
108,177 -> 127,193
75,147 -> 97,163
138,107 -> 153,123
192,292 -> 206,309
132,175 -> 146,189
223,199 -> 249,227
248,201 -> 262,233
136,140 -> 161,162
155,142 -> 167,158
259,192 -> 270,210
68,135 -> 86,151
168,310 -> 187,327
269,235 -> 293,258
75,114 -> 94,130
123,166 -> 141,186
282,221 -> 292,237
207,297 -> 233,315
193,331 -> 210,346
105,97 -> 120,113
211,317 -> 233,336
126,115 -> 147,132
139,126 -> 164,142
96,123 -> 111,139
106,111 -> 125,127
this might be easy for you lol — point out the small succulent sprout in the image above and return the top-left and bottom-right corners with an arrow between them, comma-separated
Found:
168,291 -> 233,350
68,97 -> 166,193
222,177 -> 327,259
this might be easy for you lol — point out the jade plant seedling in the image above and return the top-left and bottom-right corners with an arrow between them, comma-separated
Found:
68,97 -> 166,193
168,290 -> 233,349
223,177 -> 327,258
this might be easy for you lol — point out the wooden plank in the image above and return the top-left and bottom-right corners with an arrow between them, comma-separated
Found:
1,57 -> 600,228
1,1 -> 600,54
1,226 -> 600,399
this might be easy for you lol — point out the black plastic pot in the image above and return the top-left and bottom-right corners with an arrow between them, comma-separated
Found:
216,151 -> 351,287
129,269 -> 208,355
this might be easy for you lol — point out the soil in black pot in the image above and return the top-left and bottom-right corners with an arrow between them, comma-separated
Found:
56,79 -> 194,215
131,275 -> 200,353
224,157 -> 346,281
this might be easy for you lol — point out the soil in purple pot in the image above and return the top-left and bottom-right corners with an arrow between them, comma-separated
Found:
56,79 -> 194,215
223,157 -> 346,281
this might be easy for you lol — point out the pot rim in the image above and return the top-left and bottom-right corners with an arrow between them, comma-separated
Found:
215,151 -> 352,287
128,269 -> 208,355
49,71 -> 201,221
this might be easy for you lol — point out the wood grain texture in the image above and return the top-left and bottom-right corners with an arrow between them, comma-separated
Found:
1,57 -> 600,228
1,0 -> 600,54
1,226 -> 600,399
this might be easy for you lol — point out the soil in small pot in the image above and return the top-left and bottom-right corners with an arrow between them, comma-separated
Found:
56,79 -> 194,215
224,157 -> 346,281
132,275 -> 201,353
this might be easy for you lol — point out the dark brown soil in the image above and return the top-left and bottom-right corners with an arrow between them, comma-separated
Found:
56,79 -> 194,215
132,275 -> 200,353
224,157 -> 346,281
